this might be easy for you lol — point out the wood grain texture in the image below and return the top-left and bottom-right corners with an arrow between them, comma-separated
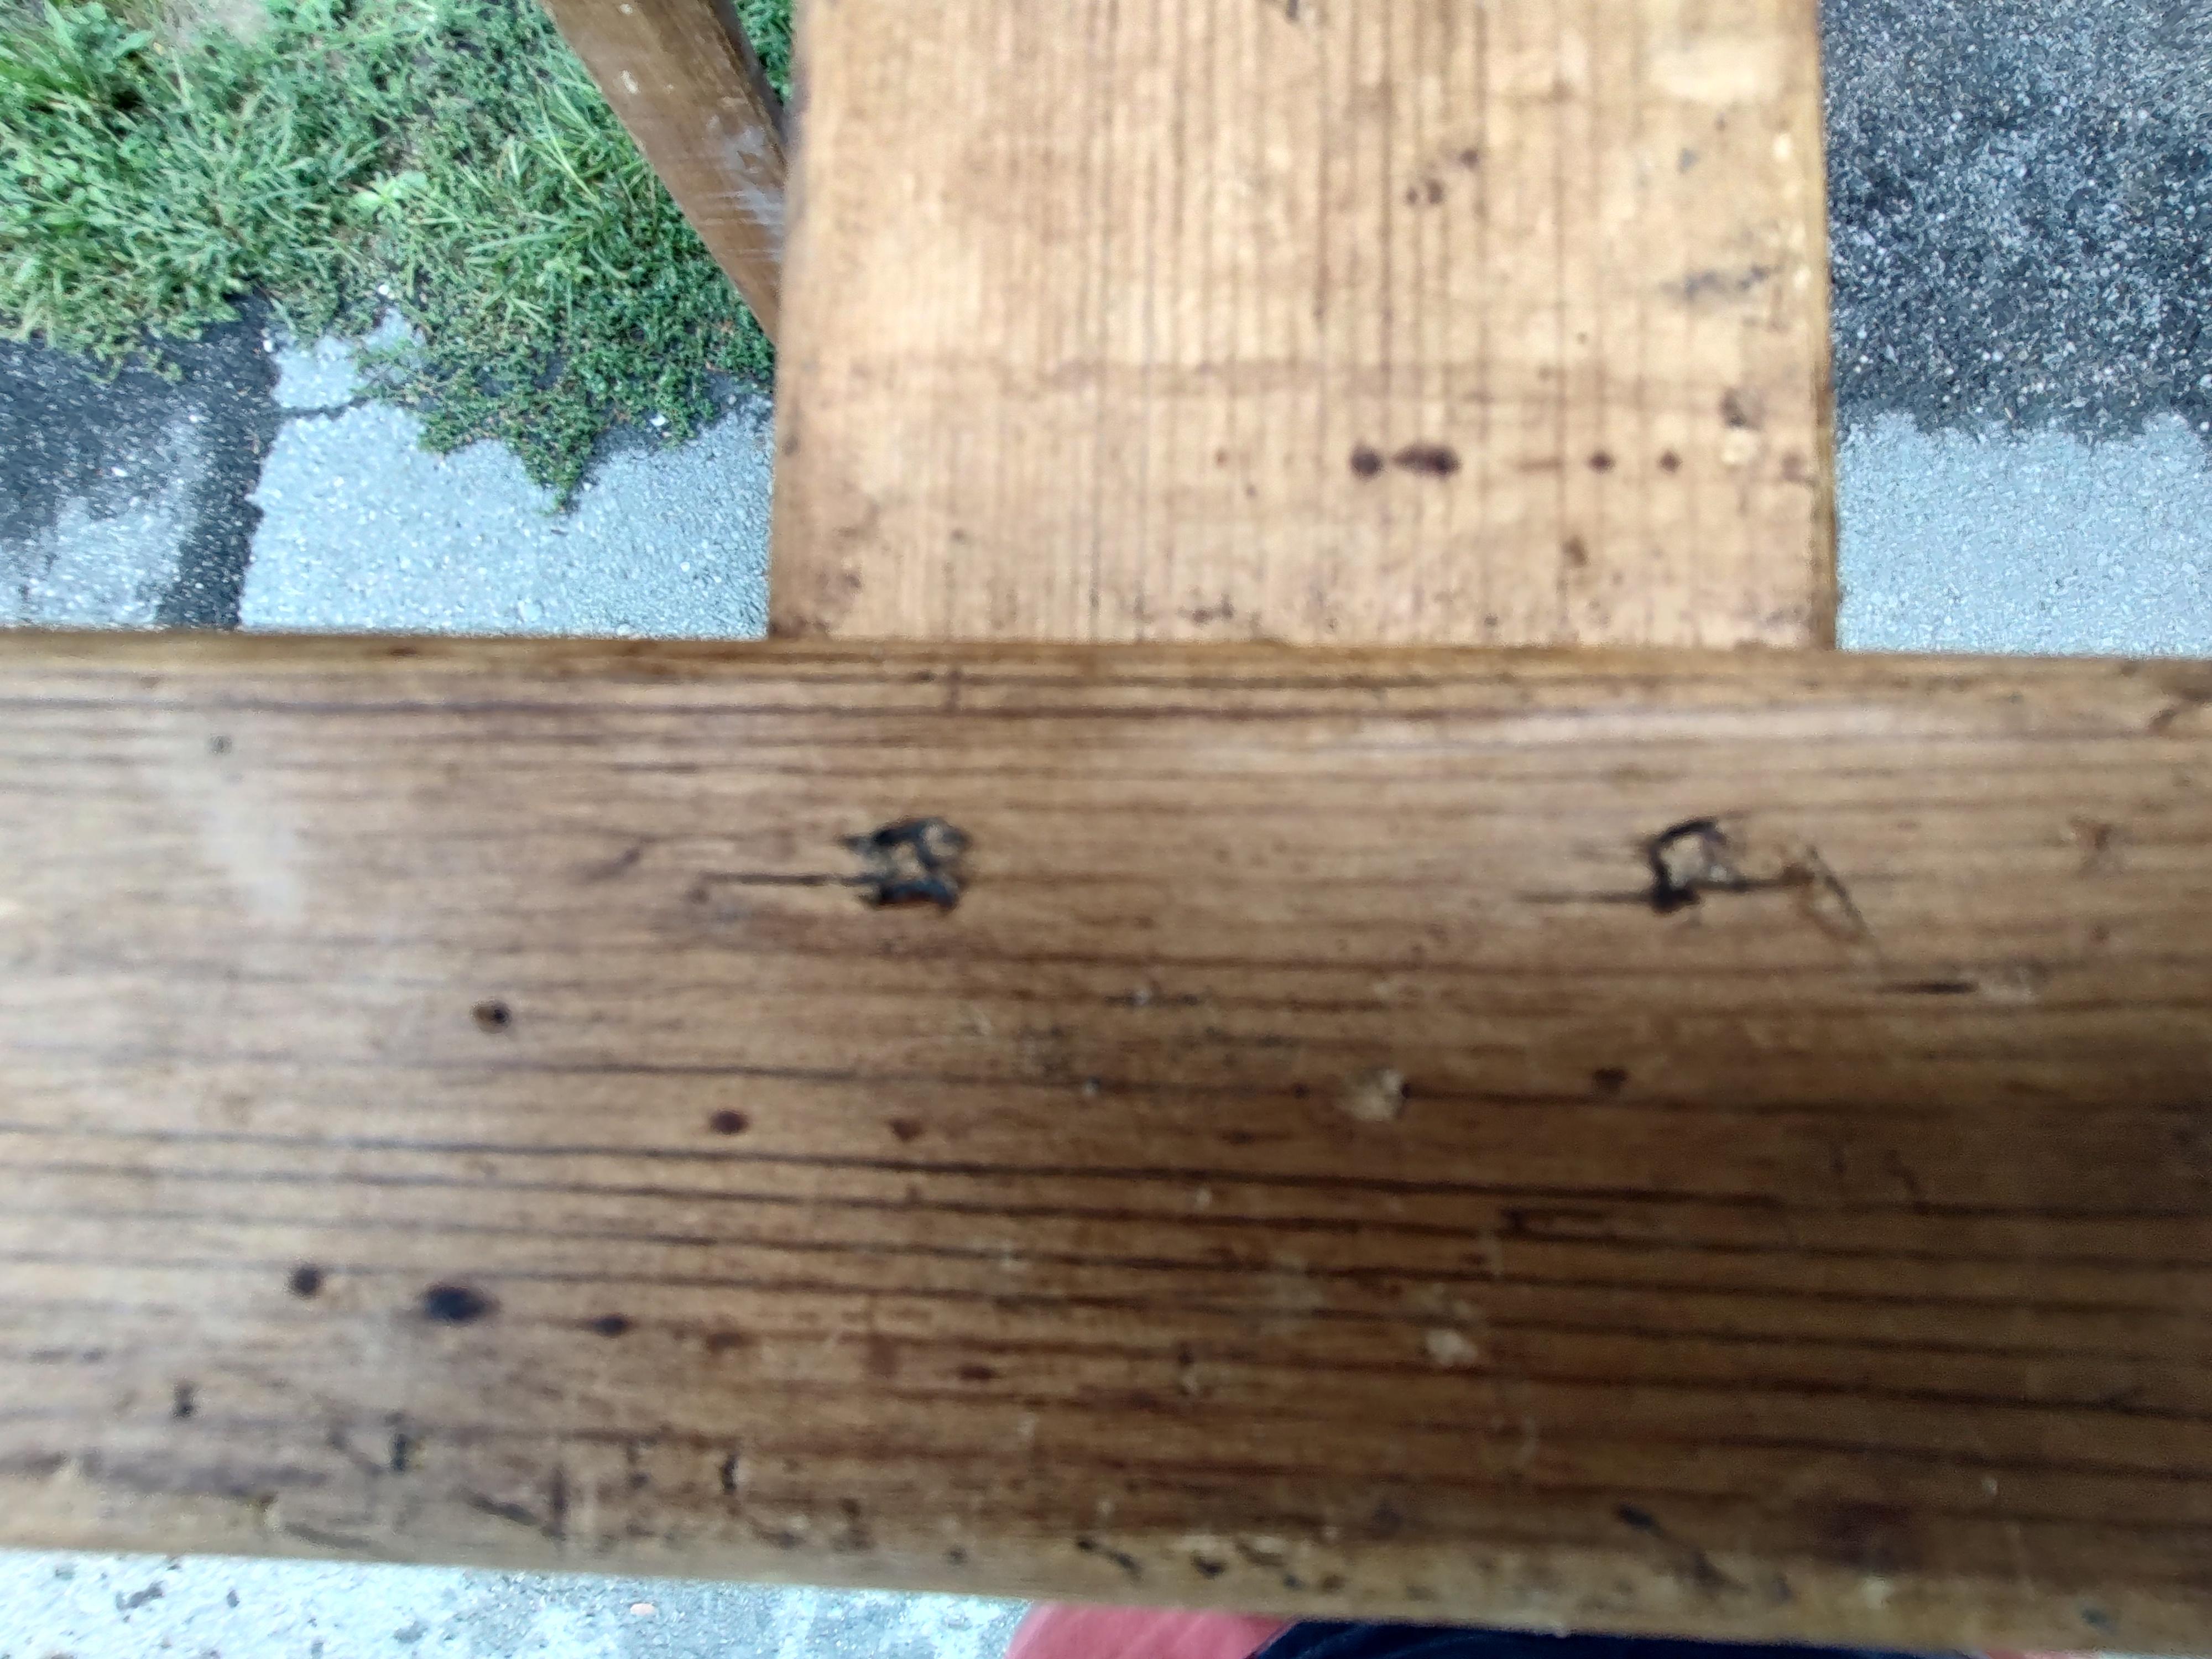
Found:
538,0 -> 785,337
773,0 -> 1835,645
4,633 -> 2212,1649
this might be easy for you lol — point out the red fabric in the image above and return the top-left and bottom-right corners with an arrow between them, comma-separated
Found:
1006,1605 -> 1289,1659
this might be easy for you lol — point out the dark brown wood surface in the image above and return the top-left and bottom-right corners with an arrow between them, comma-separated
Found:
3,633 -> 2211,1650
538,0 -> 785,337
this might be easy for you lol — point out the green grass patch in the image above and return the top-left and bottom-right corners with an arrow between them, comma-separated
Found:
0,0 -> 792,498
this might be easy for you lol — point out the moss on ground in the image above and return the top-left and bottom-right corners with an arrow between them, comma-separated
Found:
0,0 -> 794,498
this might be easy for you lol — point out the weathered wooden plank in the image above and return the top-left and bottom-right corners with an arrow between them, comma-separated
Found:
3,633 -> 2210,1650
539,0 -> 785,337
773,0 -> 1835,644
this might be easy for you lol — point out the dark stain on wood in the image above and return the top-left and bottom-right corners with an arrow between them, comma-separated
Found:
421,1284 -> 494,1325
1887,979 -> 1978,997
1392,444 -> 1462,478
1077,1536 -> 1145,1580
1818,1502 -> 1919,1574
1722,387 -> 1767,429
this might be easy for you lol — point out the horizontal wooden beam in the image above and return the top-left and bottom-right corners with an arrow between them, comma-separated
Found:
3,633 -> 2210,1651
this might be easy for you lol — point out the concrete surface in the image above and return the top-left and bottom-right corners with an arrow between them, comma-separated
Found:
243,398 -> 769,637
1838,414 -> 2212,654
242,327 -> 773,638
1,0 -> 2210,1653
0,1552 -> 1022,1659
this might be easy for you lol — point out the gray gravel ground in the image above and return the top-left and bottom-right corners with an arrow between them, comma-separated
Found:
1822,0 -> 2211,445
0,1552 -> 1022,1659
1,0 -> 2209,1653
1839,413 -> 2212,654
1823,0 -> 2212,651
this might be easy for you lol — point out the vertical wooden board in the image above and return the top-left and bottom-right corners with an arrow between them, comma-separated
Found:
773,0 -> 1834,644
539,0 -> 786,338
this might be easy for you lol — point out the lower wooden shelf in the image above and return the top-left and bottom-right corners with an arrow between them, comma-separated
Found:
1,632 -> 2208,1650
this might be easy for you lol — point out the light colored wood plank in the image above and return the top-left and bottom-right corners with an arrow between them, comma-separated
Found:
3,633 -> 2211,1647
539,0 -> 785,337
773,0 -> 1835,644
